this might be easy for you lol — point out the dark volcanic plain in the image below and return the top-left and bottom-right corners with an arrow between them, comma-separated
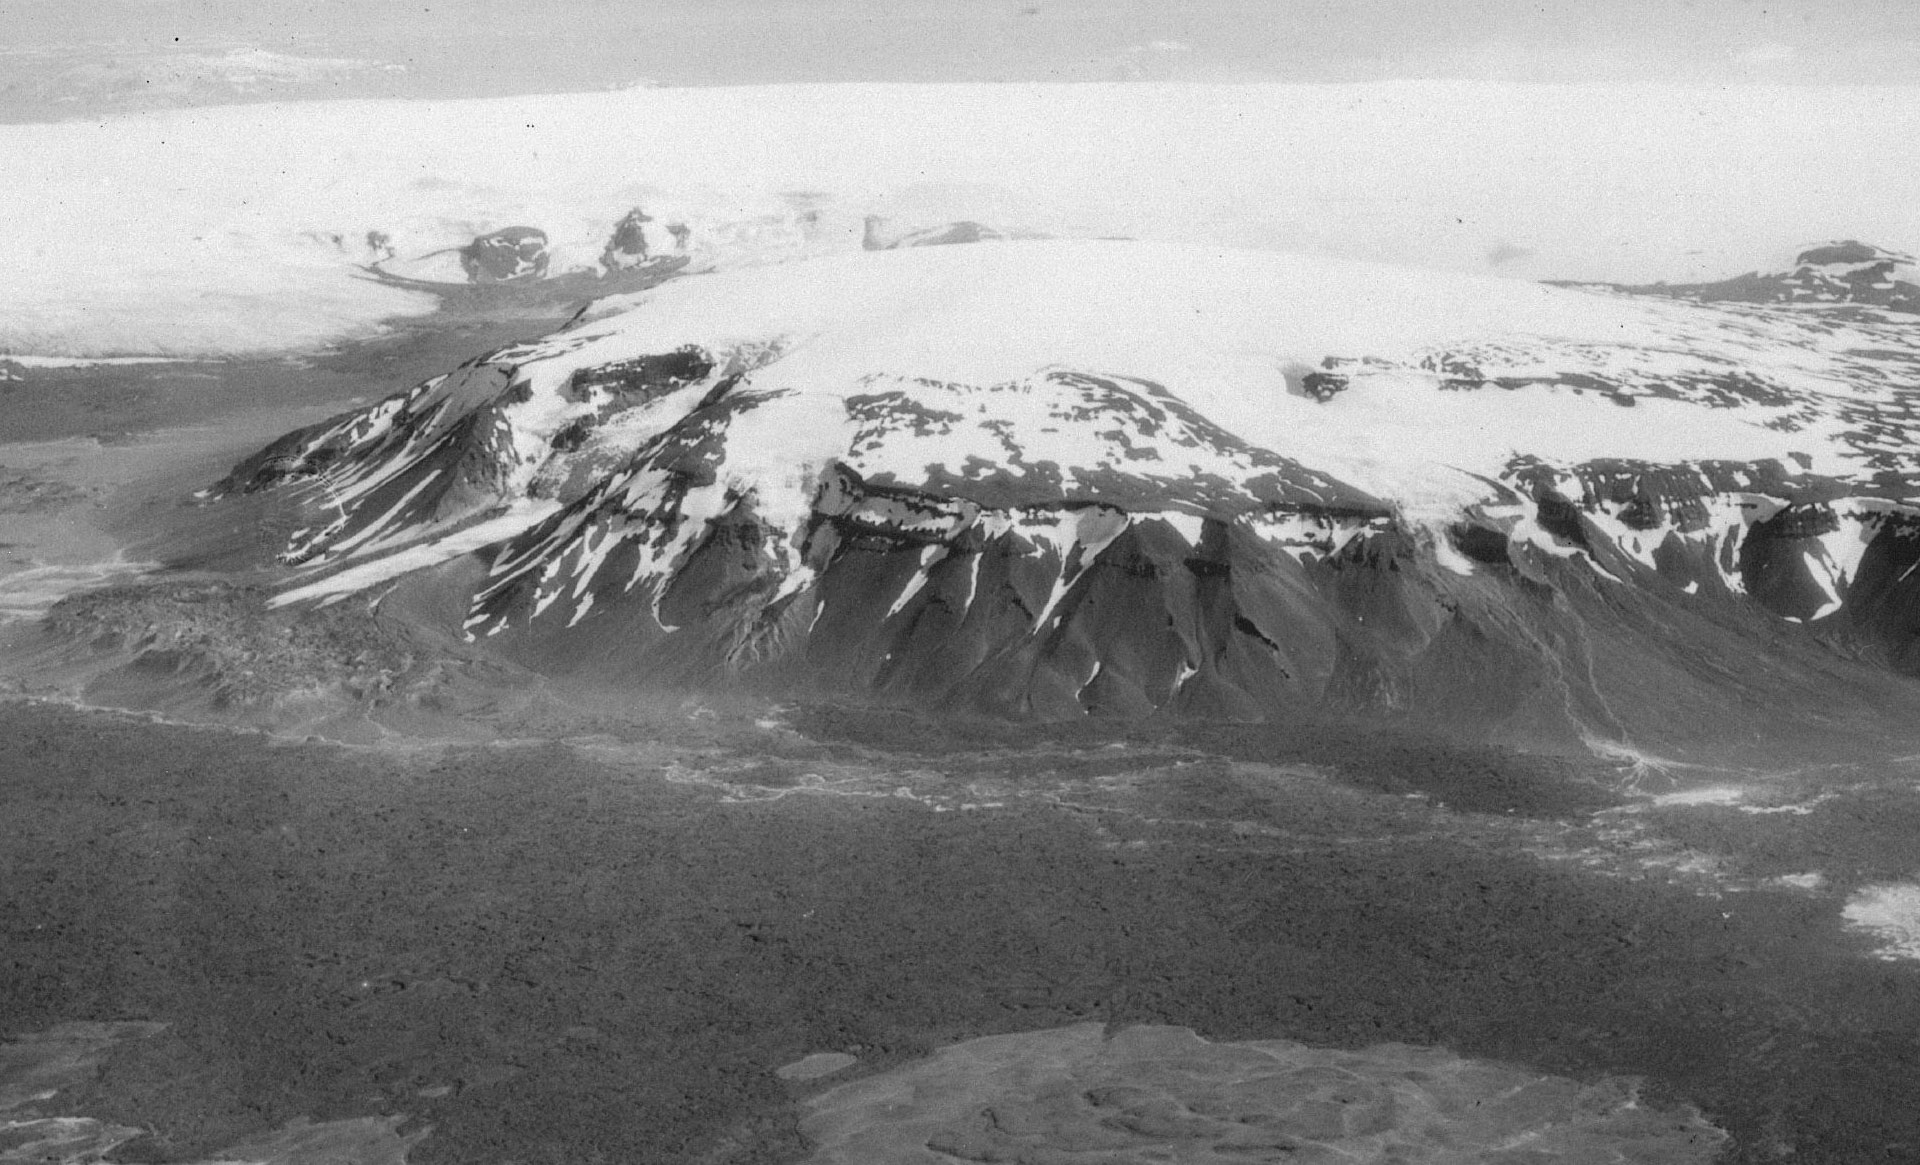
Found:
5,311 -> 1920,1165
8,699 -> 1920,1165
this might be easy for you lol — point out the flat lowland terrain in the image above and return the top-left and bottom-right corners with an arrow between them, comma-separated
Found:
5,697 -> 1920,1164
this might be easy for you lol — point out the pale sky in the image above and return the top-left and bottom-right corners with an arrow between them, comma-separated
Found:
4,0 -> 1919,119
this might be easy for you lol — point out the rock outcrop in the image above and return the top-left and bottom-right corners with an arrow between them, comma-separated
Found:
862,215 -> 1010,251
601,207 -> 694,271
1598,240 -> 1920,314
458,226 -> 551,284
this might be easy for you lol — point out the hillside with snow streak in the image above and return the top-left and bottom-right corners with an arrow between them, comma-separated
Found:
182,238 -> 1920,739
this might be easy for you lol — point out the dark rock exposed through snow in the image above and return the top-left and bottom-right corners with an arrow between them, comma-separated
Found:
457,226 -> 552,284
1573,239 -> 1920,314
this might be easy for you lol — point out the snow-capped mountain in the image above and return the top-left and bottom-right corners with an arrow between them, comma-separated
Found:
201,239 -> 1920,738
1599,240 -> 1920,313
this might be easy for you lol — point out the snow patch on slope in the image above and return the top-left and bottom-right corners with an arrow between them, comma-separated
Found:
272,501 -> 560,608
1844,883 -> 1920,962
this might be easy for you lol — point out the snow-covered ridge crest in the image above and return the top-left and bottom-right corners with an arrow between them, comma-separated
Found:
215,241 -> 1920,595
207,248 -> 1496,555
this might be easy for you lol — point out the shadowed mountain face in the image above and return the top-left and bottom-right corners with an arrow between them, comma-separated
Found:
98,240 -> 1920,746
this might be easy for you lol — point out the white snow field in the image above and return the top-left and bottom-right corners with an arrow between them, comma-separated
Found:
3,81 -> 1919,355
477,239 -> 1841,506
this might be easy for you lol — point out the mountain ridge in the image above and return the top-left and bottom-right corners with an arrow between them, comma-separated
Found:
1561,239 -> 1920,315
60,238 -> 1920,747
